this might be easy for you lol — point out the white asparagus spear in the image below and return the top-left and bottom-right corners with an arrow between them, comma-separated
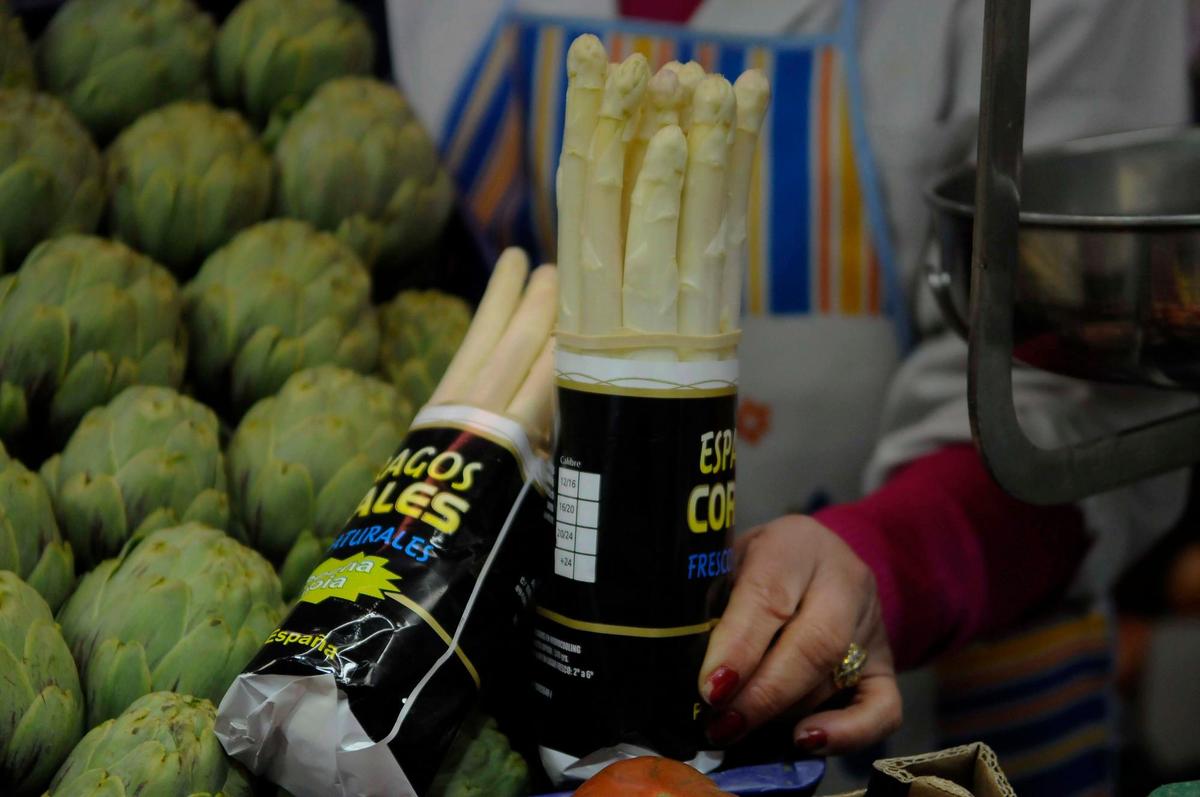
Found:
506,336 -> 556,445
621,67 -> 683,239
429,247 -> 530,405
555,35 -> 607,334
677,75 -> 735,348
578,53 -> 650,335
465,265 -> 559,411
662,60 -> 705,130
622,125 -> 687,361
720,69 -> 771,333
621,63 -> 642,145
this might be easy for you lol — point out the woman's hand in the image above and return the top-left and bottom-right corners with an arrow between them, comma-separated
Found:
698,515 -> 902,755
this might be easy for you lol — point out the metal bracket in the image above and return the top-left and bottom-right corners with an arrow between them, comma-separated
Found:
969,0 -> 1200,504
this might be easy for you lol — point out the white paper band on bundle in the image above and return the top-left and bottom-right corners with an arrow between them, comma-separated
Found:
411,404 -> 547,488
555,347 -> 738,397
555,329 -> 741,352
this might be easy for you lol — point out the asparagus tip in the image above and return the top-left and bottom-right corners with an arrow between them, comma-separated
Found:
664,59 -> 705,91
733,69 -> 771,132
494,246 -> 531,280
602,53 -> 651,118
567,34 -> 608,86
692,75 -> 735,126
647,67 -> 683,110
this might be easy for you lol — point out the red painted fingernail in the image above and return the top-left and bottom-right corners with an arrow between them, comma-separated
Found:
795,728 -> 828,754
706,709 -> 746,746
705,666 -> 740,706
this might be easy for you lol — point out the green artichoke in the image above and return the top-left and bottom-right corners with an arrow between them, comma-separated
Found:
0,2 -> 35,89
0,442 -> 73,611
107,101 -> 273,277
0,90 -> 103,272
41,386 -> 228,570
58,523 -> 284,727
0,571 -> 84,797
184,219 -> 380,412
215,0 -> 374,132
37,0 -> 215,142
380,289 -> 471,412
0,235 -> 186,446
228,366 -> 413,597
428,712 -> 529,797
46,691 -> 253,797
275,77 -> 454,273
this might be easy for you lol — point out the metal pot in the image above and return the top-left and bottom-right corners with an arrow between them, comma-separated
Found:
927,127 -> 1200,390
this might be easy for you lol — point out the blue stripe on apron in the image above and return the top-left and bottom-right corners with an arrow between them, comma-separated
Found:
1019,749 -> 1111,797
717,47 -> 745,93
456,73 -> 514,198
938,654 -> 1112,716
769,47 -> 812,314
943,695 -> 1108,755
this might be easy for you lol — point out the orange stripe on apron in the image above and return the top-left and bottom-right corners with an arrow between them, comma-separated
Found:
610,32 -> 625,61
747,46 -> 768,316
839,66 -> 863,315
469,102 -> 522,227
817,48 -> 833,314
657,38 -> 674,68
530,25 -> 563,253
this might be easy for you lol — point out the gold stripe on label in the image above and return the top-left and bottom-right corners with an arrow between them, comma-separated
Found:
387,592 -> 481,687
536,606 -> 719,639
554,379 -> 737,399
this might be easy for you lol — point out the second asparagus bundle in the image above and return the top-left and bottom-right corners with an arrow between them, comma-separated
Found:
216,250 -> 556,797
535,35 -> 771,782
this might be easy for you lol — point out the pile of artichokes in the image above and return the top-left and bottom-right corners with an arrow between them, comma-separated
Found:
185,219 -> 380,410
276,76 -> 456,273
0,571 -> 83,796
0,0 -> 538,793
0,90 -> 104,271
0,4 -> 34,90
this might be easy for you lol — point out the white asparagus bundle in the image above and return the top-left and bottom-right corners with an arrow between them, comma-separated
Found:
431,247 -> 530,405
621,67 -> 683,239
464,264 -> 558,412
622,125 -> 687,361
662,60 -> 705,131
430,249 -> 559,446
555,35 -> 608,334
720,69 -> 771,333
554,34 -> 770,360
578,53 -> 650,335
677,75 -> 735,349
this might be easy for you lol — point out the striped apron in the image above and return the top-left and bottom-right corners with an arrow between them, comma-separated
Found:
430,2 -> 1116,794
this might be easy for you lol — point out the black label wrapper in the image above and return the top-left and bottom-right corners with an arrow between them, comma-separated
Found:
533,367 -> 736,767
220,407 -> 546,796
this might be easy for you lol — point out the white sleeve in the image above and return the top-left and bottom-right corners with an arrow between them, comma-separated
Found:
865,0 -> 1196,596
949,0 -> 1190,152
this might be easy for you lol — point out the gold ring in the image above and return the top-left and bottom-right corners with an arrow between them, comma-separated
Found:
833,643 -> 867,690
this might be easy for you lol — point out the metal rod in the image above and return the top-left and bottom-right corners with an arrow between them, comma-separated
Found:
969,0 -> 1200,504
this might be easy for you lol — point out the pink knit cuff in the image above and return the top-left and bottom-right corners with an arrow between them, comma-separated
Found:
814,445 -> 1088,670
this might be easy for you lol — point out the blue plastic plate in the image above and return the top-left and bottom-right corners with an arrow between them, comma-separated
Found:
533,757 -> 826,796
